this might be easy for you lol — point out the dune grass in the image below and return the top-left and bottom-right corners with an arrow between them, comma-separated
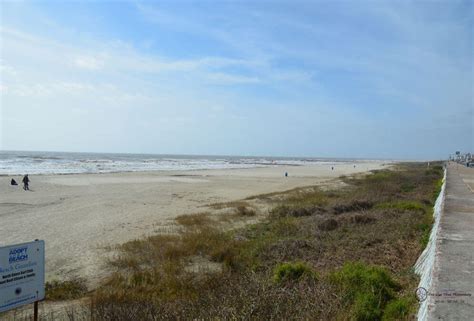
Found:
175,212 -> 213,228
69,162 -> 443,320
273,261 -> 317,283
45,279 -> 88,301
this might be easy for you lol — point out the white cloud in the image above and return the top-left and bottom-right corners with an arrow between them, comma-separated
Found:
0,62 -> 17,76
1,26 -> 262,80
205,72 -> 260,85
1,1 -> 471,157
74,55 -> 104,70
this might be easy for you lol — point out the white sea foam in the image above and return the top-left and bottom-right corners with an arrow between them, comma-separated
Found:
0,151 -> 359,175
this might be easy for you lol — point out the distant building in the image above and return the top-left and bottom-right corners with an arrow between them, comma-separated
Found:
451,151 -> 473,167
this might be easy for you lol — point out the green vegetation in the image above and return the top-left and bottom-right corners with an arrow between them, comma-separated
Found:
273,261 -> 316,283
375,200 -> 426,212
330,262 -> 400,320
382,296 -> 415,321
432,178 -> 444,203
43,162 -> 442,320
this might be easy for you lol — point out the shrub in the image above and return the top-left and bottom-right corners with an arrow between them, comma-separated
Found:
352,292 -> 383,321
319,218 -> 339,231
352,214 -> 376,224
375,201 -> 425,213
209,242 -> 240,270
330,262 -> 400,320
333,200 -> 373,214
400,183 -> 415,193
287,207 -> 313,217
273,262 -> 315,283
270,205 -> 317,218
382,296 -> 414,321
271,217 -> 300,237
235,205 -> 256,217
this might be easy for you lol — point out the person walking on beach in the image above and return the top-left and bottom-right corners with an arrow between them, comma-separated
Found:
22,175 -> 30,191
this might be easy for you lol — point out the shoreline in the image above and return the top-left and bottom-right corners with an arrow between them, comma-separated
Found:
0,164 -> 294,177
1,150 -> 397,177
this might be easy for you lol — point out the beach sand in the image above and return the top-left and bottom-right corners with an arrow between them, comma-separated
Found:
0,161 -> 388,287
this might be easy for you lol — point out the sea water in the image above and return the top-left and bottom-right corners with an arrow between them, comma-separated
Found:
0,150 -> 347,175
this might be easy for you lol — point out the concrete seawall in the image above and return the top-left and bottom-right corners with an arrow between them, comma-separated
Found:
415,167 -> 446,321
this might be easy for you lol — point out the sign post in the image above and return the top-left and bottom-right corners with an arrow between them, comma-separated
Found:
34,300 -> 38,321
0,240 -> 45,317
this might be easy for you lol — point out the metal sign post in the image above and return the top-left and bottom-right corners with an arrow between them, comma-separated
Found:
34,300 -> 38,321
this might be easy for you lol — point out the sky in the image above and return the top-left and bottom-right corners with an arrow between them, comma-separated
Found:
0,0 -> 472,159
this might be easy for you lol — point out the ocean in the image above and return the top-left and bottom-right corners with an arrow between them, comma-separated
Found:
0,150 -> 344,175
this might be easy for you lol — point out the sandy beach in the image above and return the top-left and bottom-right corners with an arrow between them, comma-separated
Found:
0,161 -> 388,287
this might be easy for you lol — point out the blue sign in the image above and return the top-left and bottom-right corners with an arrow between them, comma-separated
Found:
0,240 -> 45,313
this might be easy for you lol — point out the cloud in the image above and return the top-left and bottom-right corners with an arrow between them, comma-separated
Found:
74,55 -> 104,70
1,25 -> 262,79
1,1 -> 471,158
1,26 -> 261,97
0,62 -> 17,76
205,72 -> 260,85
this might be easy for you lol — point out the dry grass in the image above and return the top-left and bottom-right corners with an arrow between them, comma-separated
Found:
234,205 -> 256,217
45,279 -> 88,301
208,200 -> 250,210
175,212 -> 213,228
88,162 -> 443,320
14,162 -> 442,320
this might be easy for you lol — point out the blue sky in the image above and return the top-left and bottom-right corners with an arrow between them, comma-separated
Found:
1,0 -> 472,159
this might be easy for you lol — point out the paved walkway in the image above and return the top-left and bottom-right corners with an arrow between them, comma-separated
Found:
428,163 -> 474,320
